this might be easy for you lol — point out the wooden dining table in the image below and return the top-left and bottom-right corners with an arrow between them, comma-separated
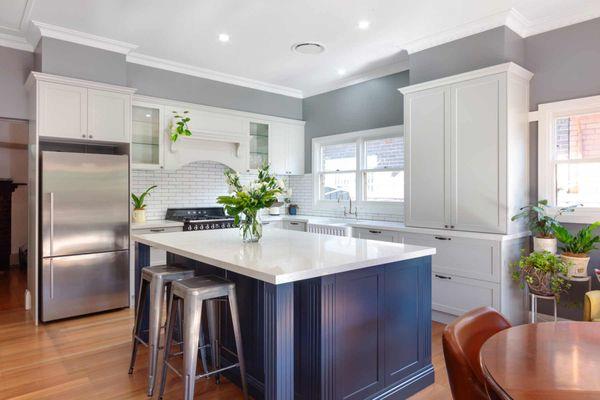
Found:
480,322 -> 600,399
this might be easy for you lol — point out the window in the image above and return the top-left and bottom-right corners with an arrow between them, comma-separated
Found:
313,126 -> 404,207
538,95 -> 600,222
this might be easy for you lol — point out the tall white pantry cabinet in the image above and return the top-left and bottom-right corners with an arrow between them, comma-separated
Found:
399,63 -> 533,324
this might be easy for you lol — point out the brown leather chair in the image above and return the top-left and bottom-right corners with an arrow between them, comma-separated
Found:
442,307 -> 511,400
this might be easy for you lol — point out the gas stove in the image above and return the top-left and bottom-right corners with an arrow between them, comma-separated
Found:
165,207 -> 236,231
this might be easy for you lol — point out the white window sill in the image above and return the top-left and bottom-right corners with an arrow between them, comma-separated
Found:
314,200 -> 404,213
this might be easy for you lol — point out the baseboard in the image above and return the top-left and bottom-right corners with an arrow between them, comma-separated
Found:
432,310 -> 456,325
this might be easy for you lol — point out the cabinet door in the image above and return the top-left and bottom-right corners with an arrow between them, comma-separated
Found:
132,102 -> 164,169
249,121 -> 269,170
38,82 -> 87,140
450,74 -> 506,233
268,123 -> 288,175
404,88 -> 450,229
286,124 -> 305,175
88,89 -> 131,143
432,272 -> 499,316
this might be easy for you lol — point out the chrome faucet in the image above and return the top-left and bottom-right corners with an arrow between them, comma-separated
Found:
339,197 -> 358,218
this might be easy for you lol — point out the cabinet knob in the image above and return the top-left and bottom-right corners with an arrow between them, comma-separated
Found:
444,224 -> 448,228
450,225 -> 455,229
89,134 -> 93,139
82,134 -> 87,138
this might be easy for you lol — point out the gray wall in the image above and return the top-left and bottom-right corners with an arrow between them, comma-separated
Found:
408,26 -> 525,84
34,38 -> 302,119
0,46 -> 33,120
302,71 -> 409,172
127,63 -> 302,120
38,37 -> 127,86
526,17 -> 600,110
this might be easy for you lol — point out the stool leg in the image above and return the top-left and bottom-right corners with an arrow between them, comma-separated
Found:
183,296 -> 203,400
129,278 -> 148,374
199,324 -> 210,376
228,288 -> 248,400
553,297 -> 558,322
207,299 -> 221,384
147,278 -> 166,396
531,294 -> 537,323
158,293 -> 178,400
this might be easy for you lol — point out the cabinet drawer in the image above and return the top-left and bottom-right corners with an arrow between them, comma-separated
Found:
401,232 -> 499,282
353,227 -> 399,243
432,273 -> 499,316
132,226 -> 182,235
283,220 -> 307,231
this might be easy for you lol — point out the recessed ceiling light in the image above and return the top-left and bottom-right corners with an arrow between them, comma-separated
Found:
358,20 -> 370,30
218,33 -> 230,42
292,42 -> 325,54
337,68 -> 347,76
145,114 -> 151,118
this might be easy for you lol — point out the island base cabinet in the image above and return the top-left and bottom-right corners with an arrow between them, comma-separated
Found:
158,251 -> 434,400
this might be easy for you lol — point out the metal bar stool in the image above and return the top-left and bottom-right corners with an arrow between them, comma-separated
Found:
158,275 -> 248,400
129,265 -> 204,397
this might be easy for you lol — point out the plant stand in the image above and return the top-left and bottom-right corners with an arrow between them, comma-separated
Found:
530,293 -> 557,323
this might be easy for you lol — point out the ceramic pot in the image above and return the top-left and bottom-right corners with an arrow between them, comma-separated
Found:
533,237 -> 557,253
132,208 -> 146,223
561,253 -> 590,277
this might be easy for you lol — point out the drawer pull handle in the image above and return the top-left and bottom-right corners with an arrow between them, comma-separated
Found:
369,230 -> 382,234
290,222 -> 300,225
263,221 -> 270,225
434,236 -> 451,241
150,228 -> 165,232
435,274 -> 452,280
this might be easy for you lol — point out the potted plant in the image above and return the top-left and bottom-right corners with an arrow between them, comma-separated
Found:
554,222 -> 600,277
131,185 -> 157,223
512,251 -> 571,297
217,163 -> 285,242
169,110 -> 192,151
511,200 -> 577,253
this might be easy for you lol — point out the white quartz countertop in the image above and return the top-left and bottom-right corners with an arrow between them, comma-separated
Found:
132,228 -> 435,285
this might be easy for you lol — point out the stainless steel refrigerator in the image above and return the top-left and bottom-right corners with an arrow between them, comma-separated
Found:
40,151 -> 130,322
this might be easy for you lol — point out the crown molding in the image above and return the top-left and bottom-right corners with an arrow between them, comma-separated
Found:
126,52 -> 304,98
508,5 -> 600,38
303,60 -> 410,98
0,32 -> 33,52
30,20 -> 138,54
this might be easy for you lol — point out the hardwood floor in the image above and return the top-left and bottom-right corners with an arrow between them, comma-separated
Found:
0,267 -> 27,311
0,307 -> 451,399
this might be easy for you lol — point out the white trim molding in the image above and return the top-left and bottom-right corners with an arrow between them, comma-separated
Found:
26,71 -> 137,94
537,94 -> 600,223
126,52 -> 303,99
30,21 -> 138,54
0,32 -> 33,52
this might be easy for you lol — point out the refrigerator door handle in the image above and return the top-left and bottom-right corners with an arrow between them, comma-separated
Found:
49,192 -> 55,257
49,258 -> 54,299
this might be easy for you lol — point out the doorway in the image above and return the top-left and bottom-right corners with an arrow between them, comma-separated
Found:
0,118 -> 28,311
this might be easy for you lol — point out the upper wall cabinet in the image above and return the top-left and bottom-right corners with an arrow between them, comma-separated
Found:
28,72 -> 136,144
400,63 -> 533,235
132,101 -> 164,169
269,122 -> 305,175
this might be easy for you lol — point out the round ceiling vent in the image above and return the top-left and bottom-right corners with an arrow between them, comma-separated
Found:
292,42 -> 325,54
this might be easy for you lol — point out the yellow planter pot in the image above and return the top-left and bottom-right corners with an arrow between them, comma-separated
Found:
132,209 -> 146,223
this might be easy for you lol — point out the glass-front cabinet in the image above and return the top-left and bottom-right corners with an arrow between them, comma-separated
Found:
132,102 -> 163,169
249,122 -> 269,170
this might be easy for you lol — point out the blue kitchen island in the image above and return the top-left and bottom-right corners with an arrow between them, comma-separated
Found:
133,228 -> 435,400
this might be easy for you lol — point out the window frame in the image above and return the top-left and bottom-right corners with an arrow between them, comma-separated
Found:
312,125 -> 404,212
538,95 -> 600,223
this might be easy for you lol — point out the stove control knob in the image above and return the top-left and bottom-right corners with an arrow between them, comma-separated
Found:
221,223 -> 225,228
198,225 -> 203,230
211,224 -> 215,229
193,225 -> 198,230
187,225 -> 192,231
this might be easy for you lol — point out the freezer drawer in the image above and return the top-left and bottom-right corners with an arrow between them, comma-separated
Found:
41,251 -> 129,322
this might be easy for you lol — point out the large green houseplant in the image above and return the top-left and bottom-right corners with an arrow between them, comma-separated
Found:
217,164 -> 285,242
511,200 -> 578,253
554,222 -> 600,277
512,251 -> 571,297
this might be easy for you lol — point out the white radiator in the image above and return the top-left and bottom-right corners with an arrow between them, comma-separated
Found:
306,223 -> 351,237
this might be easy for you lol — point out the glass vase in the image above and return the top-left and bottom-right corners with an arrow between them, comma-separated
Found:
240,212 -> 263,242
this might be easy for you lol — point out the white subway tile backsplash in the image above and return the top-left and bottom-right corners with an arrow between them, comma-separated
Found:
132,161 -> 403,222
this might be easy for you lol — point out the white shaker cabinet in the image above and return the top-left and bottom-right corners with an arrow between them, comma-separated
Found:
269,122 -> 305,175
400,63 -> 532,235
87,89 -> 131,142
38,81 -> 88,140
29,72 -> 135,143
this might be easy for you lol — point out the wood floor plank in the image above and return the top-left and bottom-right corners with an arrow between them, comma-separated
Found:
0,307 -> 451,399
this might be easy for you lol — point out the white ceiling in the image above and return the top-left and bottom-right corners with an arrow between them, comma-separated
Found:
1,0 -> 600,97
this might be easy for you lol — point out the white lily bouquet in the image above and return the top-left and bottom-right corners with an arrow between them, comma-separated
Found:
217,164 -> 286,242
